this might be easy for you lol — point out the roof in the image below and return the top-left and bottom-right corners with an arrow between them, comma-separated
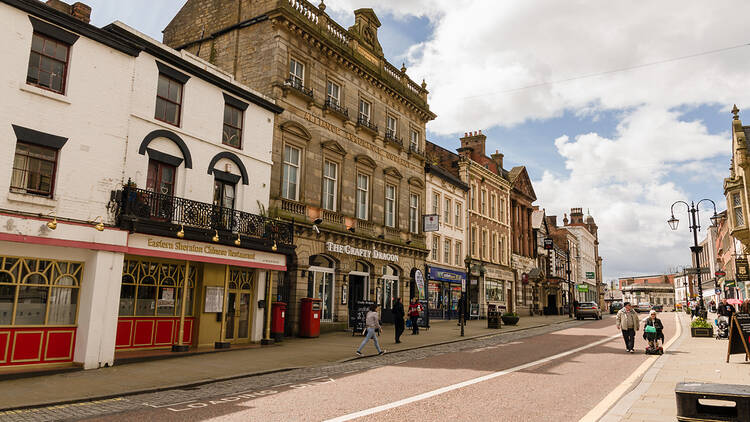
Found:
426,163 -> 469,191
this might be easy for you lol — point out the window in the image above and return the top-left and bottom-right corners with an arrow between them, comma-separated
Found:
289,58 -> 304,87
455,203 -> 462,228
733,193 -> 744,227
213,179 -> 235,209
385,184 -> 396,227
322,160 -> 337,211
455,242 -> 462,266
471,184 -> 477,210
326,80 -> 340,105
359,99 -> 371,124
11,142 -> 57,197
490,194 -> 496,219
282,145 -> 301,201
485,279 -> 505,302
444,198 -> 452,225
500,198 -> 506,223
386,115 -> 397,138
155,74 -> 183,126
500,236 -> 506,264
432,191 -> 440,215
481,190 -> 487,215
444,239 -> 451,264
222,103 -> 243,148
120,258 -> 195,318
482,230 -> 489,259
471,227 -> 478,257
0,256 -> 81,326
26,33 -> 70,94
146,160 -> 176,196
409,193 -> 419,233
432,235 -> 440,261
356,173 -> 369,220
410,129 -> 420,151
492,233 -> 498,262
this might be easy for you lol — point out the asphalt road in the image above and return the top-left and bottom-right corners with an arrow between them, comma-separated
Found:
4,313 -> 675,422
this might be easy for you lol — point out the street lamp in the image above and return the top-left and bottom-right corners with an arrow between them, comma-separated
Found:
566,241 -> 573,319
463,255 -> 471,337
668,199 -> 723,318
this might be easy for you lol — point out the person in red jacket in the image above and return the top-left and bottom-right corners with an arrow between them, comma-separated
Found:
408,297 -> 421,335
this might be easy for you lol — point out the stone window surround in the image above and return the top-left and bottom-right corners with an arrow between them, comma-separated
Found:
281,138 -> 305,202
408,190 -> 420,234
326,75 -> 344,105
321,153 -> 342,212
355,165 -> 373,221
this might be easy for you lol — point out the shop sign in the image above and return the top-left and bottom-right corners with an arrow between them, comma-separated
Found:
543,238 -> 554,250
485,266 -> 514,280
736,258 -> 750,282
325,242 -> 399,263
415,269 -> 425,299
521,272 -> 529,284
586,272 -> 595,279
716,270 -> 727,277
577,284 -> 589,292
423,214 -> 439,232
428,266 -> 466,284
725,280 -> 737,288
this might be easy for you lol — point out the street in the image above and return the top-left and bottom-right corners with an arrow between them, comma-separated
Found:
2,314 -> 673,422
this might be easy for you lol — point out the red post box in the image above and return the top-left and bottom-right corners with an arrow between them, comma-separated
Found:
271,302 -> 287,341
299,298 -> 322,338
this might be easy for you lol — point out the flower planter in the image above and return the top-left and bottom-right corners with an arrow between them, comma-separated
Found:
501,315 -> 519,326
690,327 -> 713,337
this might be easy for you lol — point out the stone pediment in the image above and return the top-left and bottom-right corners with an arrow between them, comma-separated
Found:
321,140 -> 346,156
355,154 -> 377,168
383,166 -> 403,179
280,120 -> 311,141
511,166 -> 537,201
349,8 -> 383,58
408,176 -> 424,188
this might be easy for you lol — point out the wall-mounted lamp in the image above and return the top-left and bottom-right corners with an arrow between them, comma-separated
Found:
212,230 -> 220,242
347,226 -> 355,233
46,212 -> 57,230
377,234 -> 385,239
92,216 -> 105,232
177,225 -> 185,238
234,233 -> 241,246
313,218 -> 323,225
300,270 -> 307,278
405,240 -> 412,245
272,241 -> 278,252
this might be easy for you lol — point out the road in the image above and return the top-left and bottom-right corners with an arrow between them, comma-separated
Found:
4,313 -> 676,422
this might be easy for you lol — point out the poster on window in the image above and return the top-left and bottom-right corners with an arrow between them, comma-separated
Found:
204,286 -> 224,313
158,287 -> 175,307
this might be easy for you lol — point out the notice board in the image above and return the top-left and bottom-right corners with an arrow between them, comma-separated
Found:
726,313 -> 750,362
349,301 -> 374,336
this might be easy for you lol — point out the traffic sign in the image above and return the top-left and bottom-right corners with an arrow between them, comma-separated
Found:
586,272 -> 595,279
715,288 -> 721,295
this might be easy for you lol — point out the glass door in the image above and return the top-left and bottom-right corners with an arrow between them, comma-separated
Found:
312,270 -> 334,322
225,281 -> 253,342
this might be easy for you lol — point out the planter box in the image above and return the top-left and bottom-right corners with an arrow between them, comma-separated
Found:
690,327 -> 713,337
501,316 -> 519,326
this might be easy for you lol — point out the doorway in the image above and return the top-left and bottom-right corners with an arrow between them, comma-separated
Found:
224,274 -> 253,343
348,270 -> 369,316
379,265 -> 399,323
547,294 -> 558,315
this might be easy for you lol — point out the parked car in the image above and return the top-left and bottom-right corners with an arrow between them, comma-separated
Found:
609,301 -> 624,314
635,302 -> 651,313
651,304 -> 663,312
575,302 -> 602,320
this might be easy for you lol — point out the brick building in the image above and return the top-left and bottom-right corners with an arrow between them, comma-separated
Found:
164,0 -> 436,333
508,166 -> 538,315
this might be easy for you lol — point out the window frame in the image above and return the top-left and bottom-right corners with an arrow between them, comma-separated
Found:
281,144 -> 302,201
386,114 -> 398,138
432,234 -> 440,262
444,197 -> 452,226
155,73 -> 184,127
26,32 -> 71,95
358,99 -> 372,124
444,238 -> 451,264
10,141 -> 59,198
322,159 -> 338,211
455,241 -> 462,266
481,189 -> 487,216
432,191 -> 440,216
289,57 -> 305,87
409,193 -> 419,234
222,102 -> 244,149
471,226 -> 478,257
356,172 -> 370,220
733,192 -> 744,227
490,193 -> 496,220
455,202 -> 462,228
326,80 -> 341,105
385,183 -> 397,228
409,128 -> 420,151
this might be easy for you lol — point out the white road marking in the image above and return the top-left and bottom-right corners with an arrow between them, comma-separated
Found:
324,333 -> 621,422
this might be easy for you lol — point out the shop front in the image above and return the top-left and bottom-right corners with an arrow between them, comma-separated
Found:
115,234 -> 286,351
426,266 -> 465,320
483,266 -> 514,317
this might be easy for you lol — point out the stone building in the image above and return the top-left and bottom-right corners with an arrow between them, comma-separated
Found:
509,166 -> 538,315
563,208 -> 602,304
618,275 -> 676,311
164,0 -> 435,333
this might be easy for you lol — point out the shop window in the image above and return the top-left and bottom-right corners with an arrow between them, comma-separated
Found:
11,142 -> 58,197
485,279 -> 505,302
119,259 -> 196,317
0,256 -> 81,326
27,32 -> 70,94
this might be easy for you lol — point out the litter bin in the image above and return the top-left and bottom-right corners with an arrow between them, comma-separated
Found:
299,298 -> 322,338
271,302 -> 287,341
676,382 -> 750,422
487,304 -> 501,329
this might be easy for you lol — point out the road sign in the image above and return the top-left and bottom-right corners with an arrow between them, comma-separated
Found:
543,238 -> 554,250
715,288 -> 721,295
577,284 -> 589,292
586,272 -> 595,279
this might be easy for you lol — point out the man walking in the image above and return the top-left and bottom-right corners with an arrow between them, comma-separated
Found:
356,304 -> 385,356
616,302 -> 639,353
392,297 -> 405,343
718,298 -> 735,318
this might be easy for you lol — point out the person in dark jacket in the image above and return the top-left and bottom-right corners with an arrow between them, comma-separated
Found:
643,310 -> 664,347
718,299 -> 736,318
408,297 -> 421,335
392,297 -> 405,343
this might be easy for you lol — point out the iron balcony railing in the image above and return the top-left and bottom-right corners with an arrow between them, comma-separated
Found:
324,98 -> 349,118
357,116 -> 378,134
409,143 -> 423,155
284,78 -> 314,98
384,130 -> 403,147
114,186 -> 293,246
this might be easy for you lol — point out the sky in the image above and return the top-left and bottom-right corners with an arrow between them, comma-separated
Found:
85,1 -> 750,282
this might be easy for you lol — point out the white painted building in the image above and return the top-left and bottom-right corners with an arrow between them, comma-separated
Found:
425,163 -> 468,320
564,225 -> 597,302
0,0 -> 285,371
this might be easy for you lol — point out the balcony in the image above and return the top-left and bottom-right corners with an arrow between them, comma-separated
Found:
112,186 -> 293,248
321,209 -> 344,224
384,130 -> 403,149
356,116 -> 378,136
408,143 -> 424,158
281,198 -> 307,216
323,98 -> 349,120
356,219 -> 374,234
283,78 -> 314,100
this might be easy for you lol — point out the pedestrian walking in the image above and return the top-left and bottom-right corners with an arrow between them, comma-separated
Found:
392,297 -> 405,343
616,302 -> 639,353
408,297 -> 421,335
718,298 -> 736,318
690,300 -> 699,318
356,304 -> 385,356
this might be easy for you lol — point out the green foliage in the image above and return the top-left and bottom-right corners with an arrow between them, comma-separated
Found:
502,312 -> 518,317
690,318 -> 711,328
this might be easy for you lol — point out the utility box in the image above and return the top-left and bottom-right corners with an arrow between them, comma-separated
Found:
271,302 -> 287,341
299,298 -> 322,338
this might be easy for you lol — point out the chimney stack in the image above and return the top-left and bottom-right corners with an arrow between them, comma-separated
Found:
490,149 -> 504,171
459,130 -> 487,157
46,0 -> 91,23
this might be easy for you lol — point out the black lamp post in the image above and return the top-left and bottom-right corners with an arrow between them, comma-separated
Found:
668,200 -> 722,318
566,241 -> 573,318
463,256 -> 471,337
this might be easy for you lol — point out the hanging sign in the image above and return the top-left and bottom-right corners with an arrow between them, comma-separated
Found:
736,258 -> 750,282
715,270 -> 727,277
414,269 -> 426,299
423,214 -> 440,232
586,272 -> 595,279
543,238 -> 554,250
726,313 -> 750,362
577,284 -> 589,292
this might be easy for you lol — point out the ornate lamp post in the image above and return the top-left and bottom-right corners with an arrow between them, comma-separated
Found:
463,256 -> 471,337
668,200 -> 722,318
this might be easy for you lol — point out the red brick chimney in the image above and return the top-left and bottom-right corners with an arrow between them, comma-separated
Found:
46,0 -> 91,23
490,149 -> 504,171
459,130 -> 486,157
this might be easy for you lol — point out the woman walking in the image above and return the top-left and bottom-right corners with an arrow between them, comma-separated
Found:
408,297 -> 421,335
356,304 -> 385,356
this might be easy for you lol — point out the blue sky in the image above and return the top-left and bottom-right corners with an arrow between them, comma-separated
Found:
86,1 -> 746,281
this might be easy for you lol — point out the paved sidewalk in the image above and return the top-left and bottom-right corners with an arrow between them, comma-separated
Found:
0,314 -> 574,410
599,312 -> 750,421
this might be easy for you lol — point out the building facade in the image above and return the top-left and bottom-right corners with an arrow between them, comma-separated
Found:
508,167 -> 538,315
618,275 -> 676,310
424,160 -> 468,320
0,0 -> 288,370
164,0 -> 436,333
563,208 -> 600,303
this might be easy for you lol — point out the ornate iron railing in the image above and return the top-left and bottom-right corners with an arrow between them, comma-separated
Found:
113,186 -> 293,246
357,116 -> 378,134
384,130 -> 403,148
409,143 -> 423,156
284,78 -> 314,98
324,98 -> 349,119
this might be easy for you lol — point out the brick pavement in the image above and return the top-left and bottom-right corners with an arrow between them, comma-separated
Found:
0,313 -> 573,411
599,312 -> 750,422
